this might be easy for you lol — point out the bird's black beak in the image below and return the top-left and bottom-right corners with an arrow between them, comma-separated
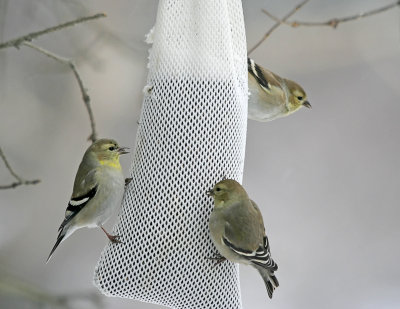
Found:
207,188 -> 214,197
118,147 -> 130,155
303,101 -> 312,109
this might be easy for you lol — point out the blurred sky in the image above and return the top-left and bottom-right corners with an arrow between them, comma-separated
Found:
1,0 -> 400,308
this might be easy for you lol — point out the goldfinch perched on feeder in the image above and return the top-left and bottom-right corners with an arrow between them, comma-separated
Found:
208,179 -> 279,299
47,139 -> 129,262
248,58 -> 311,122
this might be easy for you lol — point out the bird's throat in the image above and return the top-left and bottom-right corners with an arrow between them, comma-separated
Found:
99,159 -> 121,170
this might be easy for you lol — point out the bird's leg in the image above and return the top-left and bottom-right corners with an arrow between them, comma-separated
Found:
207,253 -> 226,267
101,226 -> 122,244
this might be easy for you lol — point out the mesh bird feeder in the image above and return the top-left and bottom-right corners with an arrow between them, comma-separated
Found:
93,0 -> 248,308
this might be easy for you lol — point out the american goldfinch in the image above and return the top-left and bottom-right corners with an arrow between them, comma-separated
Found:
208,179 -> 279,299
248,58 -> 311,122
47,139 -> 129,262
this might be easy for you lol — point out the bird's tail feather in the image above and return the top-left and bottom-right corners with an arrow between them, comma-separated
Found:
255,265 -> 279,299
46,228 -> 67,263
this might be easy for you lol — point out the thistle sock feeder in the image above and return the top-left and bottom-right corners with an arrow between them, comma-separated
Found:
94,0 -> 248,308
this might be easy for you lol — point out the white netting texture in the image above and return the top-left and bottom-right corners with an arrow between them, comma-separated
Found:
94,0 -> 247,308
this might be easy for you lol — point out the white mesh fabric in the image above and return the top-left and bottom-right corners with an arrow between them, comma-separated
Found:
93,0 -> 248,308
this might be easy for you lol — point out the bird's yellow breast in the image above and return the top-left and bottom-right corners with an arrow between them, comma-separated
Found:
99,159 -> 121,170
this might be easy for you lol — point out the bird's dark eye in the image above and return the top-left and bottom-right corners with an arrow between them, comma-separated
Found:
109,146 -> 116,151
297,96 -> 303,100
216,187 -> 221,192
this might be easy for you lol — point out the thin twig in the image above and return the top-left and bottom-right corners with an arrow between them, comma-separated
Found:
248,0 -> 310,55
262,1 -> 400,29
0,13 -> 106,50
0,14 -> 104,190
0,13 -> 103,142
0,147 -> 40,189
21,41 -> 98,142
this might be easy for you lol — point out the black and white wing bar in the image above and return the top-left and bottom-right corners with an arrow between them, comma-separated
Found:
59,185 -> 98,231
223,235 -> 277,270
248,58 -> 271,92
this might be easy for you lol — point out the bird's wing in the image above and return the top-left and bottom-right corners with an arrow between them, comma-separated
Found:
250,200 -> 277,270
248,58 -> 271,92
222,234 -> 277,271
59,169 -> 98,231
248,58 -> 285,98
223,199 -> 277,270
254,235 -> 278,270
222,199 -> 263,252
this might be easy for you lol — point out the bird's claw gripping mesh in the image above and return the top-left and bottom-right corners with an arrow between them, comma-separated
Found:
94,0 -> 248,308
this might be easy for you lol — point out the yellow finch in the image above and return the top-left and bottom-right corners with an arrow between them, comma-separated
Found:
248,58 -> 311,122
47,138 -> 128,262
208,179 -> 279,298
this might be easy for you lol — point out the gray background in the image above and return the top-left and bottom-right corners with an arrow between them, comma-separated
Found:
1,0 -> 399,308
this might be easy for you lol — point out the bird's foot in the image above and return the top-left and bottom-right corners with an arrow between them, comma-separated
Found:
108,234 -> 123,244
207,254 -> 226,267
125,177 -> 133,186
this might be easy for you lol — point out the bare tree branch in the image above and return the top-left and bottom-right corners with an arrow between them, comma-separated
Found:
248,0 -> 310,55
0,147 -> 40,189
262,1 -> 400,29
22,42 -> 98,142
0,13 -> 106,50
0,14 -> 104,189
0,14 -> 103,143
